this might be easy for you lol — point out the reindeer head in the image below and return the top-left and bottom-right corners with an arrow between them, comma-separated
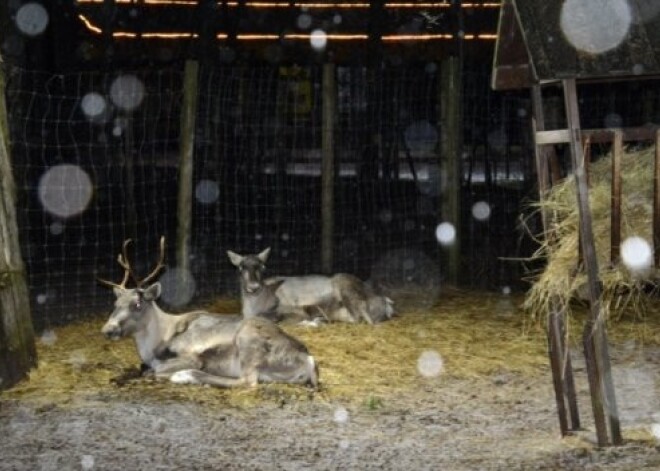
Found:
99,237 -> 166,340
227,247 -> 271,294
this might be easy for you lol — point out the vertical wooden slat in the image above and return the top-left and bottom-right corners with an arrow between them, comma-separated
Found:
122,114 -> 137,243
611,130 -> 623,265
531,85 -> 580,435
582,322 -> 608,445
654,130 -> 660,268
563,334 -> 581,430
321,63 -> 336,274
583,135 -> 591,186
549,152 -> 562,186
177,60 -> 199,287
439,55 -> 463,285
563,78 -> 621,447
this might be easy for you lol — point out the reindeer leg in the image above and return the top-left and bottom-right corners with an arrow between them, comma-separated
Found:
152,355 -> 203,380
169,370 -> 246,387
239,367 -> 260,387
344,297 -> 374,325
333,275 -> 374,324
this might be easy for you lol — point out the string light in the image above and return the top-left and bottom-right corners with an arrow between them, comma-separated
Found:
78,14 -> 496,41
75,0 -> 500,9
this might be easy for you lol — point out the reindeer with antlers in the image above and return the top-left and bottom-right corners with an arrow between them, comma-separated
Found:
98,237 -> 319,388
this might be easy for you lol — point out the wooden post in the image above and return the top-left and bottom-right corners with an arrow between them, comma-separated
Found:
122,113 -> 138,243
654,130 -> 660,268
177,60 -> 199,287
439,55 -> 462,285
0,58 -> 37,390
611,130 -> 622,264
544,95 -> 563,185
531,85 -> 580,435
321,63 -> 336,274
563,78 -> 621,446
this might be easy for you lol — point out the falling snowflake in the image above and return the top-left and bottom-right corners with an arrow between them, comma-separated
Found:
333,407 -> 349,424
417,350 -> 444,378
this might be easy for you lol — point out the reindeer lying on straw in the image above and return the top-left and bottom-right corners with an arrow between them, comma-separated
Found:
227,247 -> 394,325
98,238 -> 318,388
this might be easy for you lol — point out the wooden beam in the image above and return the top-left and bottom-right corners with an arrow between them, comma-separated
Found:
611,130 -> 623,265
655,130 -> 660,268
177,60 -> 199,290
535,129 -> 571,146
563,78 -> 621,447
536,126 -> 660,145
531,84 -> 580,435
439,55 -> 463,286
585,127 -> 660,143
321,63 -> 336,274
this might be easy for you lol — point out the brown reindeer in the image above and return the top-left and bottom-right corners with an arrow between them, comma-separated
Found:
99,238 -> 318,388
227,248 -> 394,325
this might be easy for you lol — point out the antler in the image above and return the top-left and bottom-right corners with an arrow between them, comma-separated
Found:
97,239 -> 135,289
97,236 -> 166,289
138,236 -> 166,287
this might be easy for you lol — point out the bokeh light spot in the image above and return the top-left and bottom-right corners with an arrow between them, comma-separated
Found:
40,330 -> 57,346
471,201 -> 491,221
195,179 -> 220,205
417,350 -> 444,378
333,407 -> 349,424
621,236 -> 652,272
38,164 -> 94,219
15,3 -> 49,37
310,29 -> 327,50
80,92 -> 107,120
435,222 -> 456,246
110,75 -> 145,112
560,0 -> 631,54
159,268 -> 196,307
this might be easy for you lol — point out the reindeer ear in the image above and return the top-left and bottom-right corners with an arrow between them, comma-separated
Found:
113,287 -> 124,298
257,247 -> 271,263
227,250 -> 244,267
142,282 -> 162,301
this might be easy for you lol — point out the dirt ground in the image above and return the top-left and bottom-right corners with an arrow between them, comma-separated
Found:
2,293 -> 660,470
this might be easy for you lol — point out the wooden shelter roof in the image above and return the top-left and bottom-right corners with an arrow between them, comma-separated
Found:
492,0 -> 660,90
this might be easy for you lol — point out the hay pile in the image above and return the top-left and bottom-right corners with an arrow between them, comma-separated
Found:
524,146 -> 659,321
4,291 -> 550,409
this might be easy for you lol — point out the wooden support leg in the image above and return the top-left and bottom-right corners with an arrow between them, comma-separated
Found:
548,301 -> 581,434
653,130 -> 660,268
531,85 -> 580,435
547,308 -> 569,435
582,321 -> 610,447
563,338 -> 581,430
563,78 -> 621,446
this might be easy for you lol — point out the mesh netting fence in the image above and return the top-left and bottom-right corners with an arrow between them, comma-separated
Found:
5,61 -> 536,329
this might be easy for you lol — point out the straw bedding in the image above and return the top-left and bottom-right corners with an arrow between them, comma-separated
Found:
523,146 -> 659,321
5,290 -> 551,408
7,286 -> 660,411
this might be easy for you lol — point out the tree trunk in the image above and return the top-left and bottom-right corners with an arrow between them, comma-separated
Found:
0,59 -> 37,390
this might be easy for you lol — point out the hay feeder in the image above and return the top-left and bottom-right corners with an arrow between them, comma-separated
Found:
492,0 -> 660,447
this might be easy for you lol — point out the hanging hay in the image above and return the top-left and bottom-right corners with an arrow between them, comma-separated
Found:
524,146 -> 659,321
4,290 -> 551,410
